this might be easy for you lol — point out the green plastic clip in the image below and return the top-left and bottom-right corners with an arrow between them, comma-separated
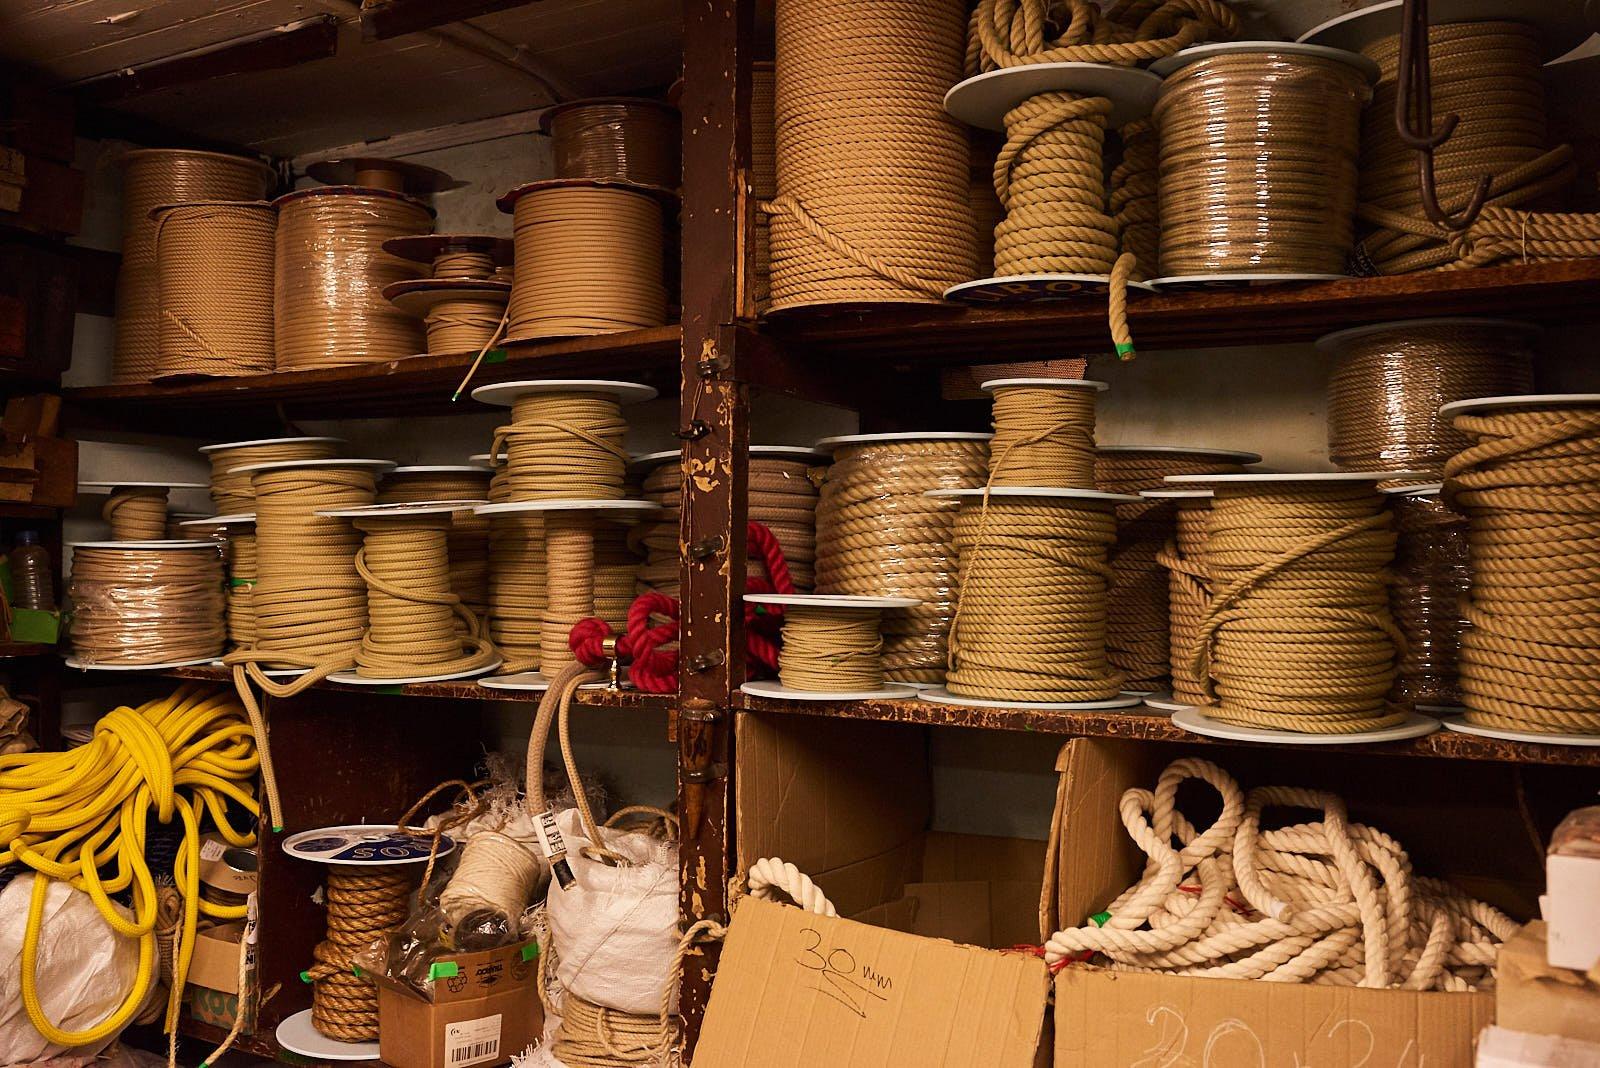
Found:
428,961 -> 461,981
1114,342 -> 1137,360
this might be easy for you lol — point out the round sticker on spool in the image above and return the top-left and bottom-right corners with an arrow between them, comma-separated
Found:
281,824 -> 453,865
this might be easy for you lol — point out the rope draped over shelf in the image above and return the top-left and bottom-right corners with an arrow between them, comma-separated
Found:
68,546 -> 224,665
208,439 -> 340,514
152,201 -> 277,379
775,604 -> 888,691
493,391 -> 630,501
103,486 -> 170,541
989,382 -> 1098,488
1157,493 -> 1212,704
547,99 -> 681,190
1390,490 -> 1469,711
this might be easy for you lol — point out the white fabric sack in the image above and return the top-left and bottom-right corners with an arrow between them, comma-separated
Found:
543,809 -> 679,1016
0,876 -> 152,1065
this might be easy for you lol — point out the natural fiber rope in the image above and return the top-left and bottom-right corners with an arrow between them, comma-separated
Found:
1448,206 -> 1600,270
1326,322 -> 1536,475
421,297 -> 507,353
594,524 -> 640,633
1043,756 -> 1517,989
507,186 -> 666,339
488,515 -> 546,674
1192,483 -> 1405,733
947,495 -> 1125,701
541,514 -> 595,672
152,201 -> 276,379
1112,119 -> 1161,277
1390,491 -> 1469,711
431,250 -> 496,280
1356,23 -> 1576,275
378,470 -> 492,620
966,0 -> 1238,72
225,530 -> 257,649
766,0 -> 977,309
752,62 -> 777,311
548,100 -> 680,189
103,487 -> 170,541
1443,405 -> 1600,735
776,605 -> 886,691
1155,52 -> 1369,276
68,547 -> 224,665
1157,495 -> 1212,704
814,438 -> 990,684
989,383 -> 1098,488
208,439 -> 340,514
114,150 -> 273,384
275,191 -> 431,370
493,392 -> 630,501
304,866 -> 412,1041
438,831 -> 543,939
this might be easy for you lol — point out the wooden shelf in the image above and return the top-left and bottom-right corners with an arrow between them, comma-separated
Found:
738,694 -> 1600,768
0,640 -> 54,658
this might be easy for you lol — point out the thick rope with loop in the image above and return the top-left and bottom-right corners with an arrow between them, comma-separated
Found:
547,100 -> 680,190
1191,484 -> 1405,733
492,391 -> 630,501
1156,494 -> 1211,703
1044,757 -> 1517,987
775,605 -> 887,692
989,383 -> 1099,488
1443,405 -> 1600,734
1390,491 -> 1469,711
68,546 -> 225,665
207,438 -> 340,514
966,0 -> 1238,72
151,201 -> 276,379
0,685 -> 258,1046
377,469 -> 493,621
1447,207 -> 1600,270
103,486 -> 170,540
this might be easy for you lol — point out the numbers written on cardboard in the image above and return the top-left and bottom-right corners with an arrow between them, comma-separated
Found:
1132,1006 -> 1405,1068
795,928 -> 893,1020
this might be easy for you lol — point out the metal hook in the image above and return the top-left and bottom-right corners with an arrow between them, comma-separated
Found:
1392,0 -> 1491,231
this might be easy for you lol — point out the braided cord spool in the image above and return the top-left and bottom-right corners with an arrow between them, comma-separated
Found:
1155,52 -> 1369,276
305,866 -> 412,1040
67,546 -> 225,665
226,531 -> 258,649
541,514 -> 594,672
274,190 -> 432,370
378,470 -> 493,620
208,439 -> 340,514
114,150 -> 273,384
431,250 -> 497,279
593,524 -> 640,633
488,515 -> 546,673
1157,495 -> 1212,704
777,605 -> 887,691
151,201 -> 276,379
493,391 -> 629,502
989,382 -> 1099,488
547,99 -> 681,189
768,0 -> 978,309
1324,321 -> 1536,476
1389,491 -> 1469,711
752,62 -> 777,311
814,438 -> 990,684
422,298 -> 507,353
104,487 -> 170,541
1444,404 -> 1600,735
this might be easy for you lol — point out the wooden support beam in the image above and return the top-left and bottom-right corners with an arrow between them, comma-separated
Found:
358,0 -> 543,40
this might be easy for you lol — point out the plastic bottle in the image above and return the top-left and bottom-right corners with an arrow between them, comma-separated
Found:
11,532 -> 54,612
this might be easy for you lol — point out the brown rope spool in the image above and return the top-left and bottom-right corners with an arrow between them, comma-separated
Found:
273,188 -> 433,370
114,149 -> 274,385
378,466 -> 494,621
1386,486 -> 1469,712
987,379 -> 1102,488
103,487 -> 171,541
1320,318 -> 1537,477
67,543 -> 225,666
204,437 -> 343,515
383,234 -> 513,281
499,181 -> 668,340
152,201 -> 277,379
1154,49 -> 1371,277
544,98 -> 681,190
384,280 -> 510,355
752,62 -> 777,311
1153,490 -> 1213,705
306,866 -> 413,1040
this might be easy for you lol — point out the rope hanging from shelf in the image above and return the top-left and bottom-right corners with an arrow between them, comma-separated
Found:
304,866 -> 412,1040
378,469 -> 493,621
67,546 -> 225,665
547,99 -> 681,190
103,486 -> 171,541
208,439 -> 340,514
152,201 -> 276,380
1390,490 -> 1469,712
1156,494 -> 1212,704
493,391 -> 630,501
989,382 -> 1098,488
775,604 -> 888,692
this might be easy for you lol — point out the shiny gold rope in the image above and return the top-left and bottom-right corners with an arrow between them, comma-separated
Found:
989,383 -> 1098,488
208,439 -> 339,514
548,100 -> 681,189
776,605 -> 886,691
492,392 -> 629,502
104,487 -> 170,541
67,547 -> 224,666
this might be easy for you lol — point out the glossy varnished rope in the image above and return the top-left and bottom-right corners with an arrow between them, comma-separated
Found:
152,202 -> 276,379
1193,484 -> 1404,732
989,384 -> 1098,487
378,470 -> 492,620
304,866 -> 411,1040
814,439 -> 990,683
777,606 -> 886,691
208,440 -> 339,514
68,547 -> 224,665
1157,496 -> 1212,703
1390,492 -> 1469,711
493,392 -> 629,501
966,0 -> 1238,71
1444,406 -> 1600,734
104,487 -> 170,541
548,100 -> 680,189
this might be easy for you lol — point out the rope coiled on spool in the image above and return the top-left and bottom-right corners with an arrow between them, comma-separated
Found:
492,392 -> 630,501
966,0 -> 1238,72
1390,491 -> 1469,711
103,487 -> 170,541
208,439 -> 340,515
68,547 -> 225,666
304,866 -> 412,1040
488,515 -> 547,674
989,383 -> 1098,487
378,470 -> 493,620
752,62 -> 777,311
775,604 -> 887,691
546,99 -> 681,189
152,201 -> 276,379
226,530 -> 258,649
1156,494 -> 1212,704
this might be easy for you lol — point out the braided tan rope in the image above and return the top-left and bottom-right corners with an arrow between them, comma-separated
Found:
947,494 -> 1125,701
814,438 -> 990,683
103,487 -> 170,540
493,392 -> 630,501
547,99 -> 680,189
966,0 -> 1238,73
378,470 -> 492,620
752,62 -> 777,311
766,0 -> 977,309
225,530 -> 257,649
488,515 -> 546,674
593,524 -> 640,633
1192,483 -> 1405,733
507,186 -> 667,339
1444,405 -> 1600,735
275,191 -> 431,370
1044,756 -> 1517,989
431,250 -> 497,279
208,439 -> 340,514
1157,495 -> 1212,704
114,150 -> 273,384
420,297 -> 507,354
304,866 -> 412,1040
1390,491 -> 1469,711
151,201 -> 275,379
1325,321 -> 1536,475
989,383 -> 1098,488
67,546 -> 224,665
776,605 -> 887,691
1155,52 -> 1368,276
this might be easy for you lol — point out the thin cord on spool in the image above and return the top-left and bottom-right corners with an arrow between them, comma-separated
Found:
303,866 -> 411,1040
104,487 -> 171,540
68,547 -> 225,665
378,471 -> 493,620
776,605 -> 886,691
431,250 -> 497,279
492,392 -> 629,501
548,101 -> 681,189
1390,493 -> 1469,711
1157,496 -> 1212,704
225,531 -> 257,649
152,202 -> 275,379
488,515 -> 546,673
1444,405 -> 1600,735
422,298 -> 507,353
593,524 -> 640,632
989,384 -> 1098,488
966,0 -> 1238,72
208,439 -> 340,515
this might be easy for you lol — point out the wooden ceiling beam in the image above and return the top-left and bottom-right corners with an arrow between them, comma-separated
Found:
358,0 -> 544,40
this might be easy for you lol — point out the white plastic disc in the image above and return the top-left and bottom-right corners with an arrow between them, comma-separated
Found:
1381,483 -> 1445,496
1141,489 -> 1213,500
1146,273 -> 1349,291
200,436 -> 345,454
1144,695 -> 1197,713
1171,705 -> 1441,744
946,62 -> 1162,130
1438,394 -> 1600,419
630,444 -> 827,467
210,660 -> 306,678
945,274 -> 1158,303
1150,41 -> 1380,82
79,480 -> 209,490
282,824 -> 454,865
325,660 -> 503,686
741,679 -> 920,702
65,655 -> 218,671
469,453 -> 508,464
1441,717 -> 1600,747
470,379 -> 657,407
926,486 -> 1140,504
1314,317 -> 1539,352
1099,444 -> 1262,463
179,513 -> 256,528
229,458 -> 396,476
744,593 -> 920,609
1299,0 -> 1597,61
1166,471 -> 1430,485
476,671 -> 614,692
981,377 -> 1108,393
316,501 -> 485,518
813,432 -> 992,450
474,499 -> 660,517
67,539 -> 218,550
386,464 -> 494,475
276,1009 -> 380,1062
921,687 -> 1145,711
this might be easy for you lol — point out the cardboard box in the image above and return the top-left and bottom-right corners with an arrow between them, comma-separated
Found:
185,919 -> 257,1034
371,940 -> 542,1068
1497,921 -> 1600,1046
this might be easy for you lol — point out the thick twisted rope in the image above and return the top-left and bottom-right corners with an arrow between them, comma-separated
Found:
304,866 -> 412,1040
747,857 -> 838,916
966,0 -> 1238,73
775,605 -> 887,692
152,201 -> 276,379
1390,491 -> 1469,711
752,62 -> 777,311
1156,495 -> 1212,703
104,486 -> 170,540
493,392 -> 629,501
1448,206 -> 1600,270
68,547 -> 224,665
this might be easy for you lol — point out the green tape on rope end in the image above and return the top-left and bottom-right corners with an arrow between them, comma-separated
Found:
272,825 -> 284,834
352,965 -> 363,977
1114,342 -> 1137,360
299,970 -> 312,983
428,961 -> 461,981
1090,911 -> 1112,927
484,348 -> 508,365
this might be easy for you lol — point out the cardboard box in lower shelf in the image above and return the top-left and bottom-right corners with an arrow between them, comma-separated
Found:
371,940 -> 542,1068
1497,921 -> 1600,1045
185,920 -> 256,1034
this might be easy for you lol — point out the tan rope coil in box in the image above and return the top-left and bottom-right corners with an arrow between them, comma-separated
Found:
1156,493 -> 1212,704
68,546 -> 224,665
989,382 -> 1099,488
226,530 -> 257,649
1444,402 -> 1600,735
378,469 -> 492,620
274,189 -> 432,370
305,866 -> 411,1040
114,150 -> 273,384
1324,320 -> 1536,476
1155,52 -> 1369,276
777,605 -> 887,691
814,438 -> 989,684
207,439 -> 341,514
104,487 -> 170,541
545,99 -> 681,190
1193,482 -> 1404,733
767,0 -> 977,309
504,184 -> 667,339
752,62 -> 777,310
493,391 -> 629,501
1390,489 -> 1469,711
151,201 -> 276,379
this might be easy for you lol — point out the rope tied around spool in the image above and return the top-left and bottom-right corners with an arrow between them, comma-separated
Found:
775,604 -> 887,691
989,382 -> 1099,487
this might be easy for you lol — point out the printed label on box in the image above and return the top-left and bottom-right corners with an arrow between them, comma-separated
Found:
445,1013 -> 502,1067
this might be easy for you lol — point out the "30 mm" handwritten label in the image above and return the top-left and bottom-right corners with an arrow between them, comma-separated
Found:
795,927 -> 894,1020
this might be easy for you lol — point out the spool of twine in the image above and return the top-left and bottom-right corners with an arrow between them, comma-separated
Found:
103,487 -> 170,541
152,201 -> 276,379
988,381 -> 1100,488
546,98 -> 681,189
378,469 -> 493,620
207,438 -> 341,514
1154,51 -> 1369,276
752,62 -> 777,311
226,530 -> 258,649
504,185 -> 667,339
1389,489 -> 1469,711
1322,320 -> 1536,476
305,866 -> 412,1040
274,189 -> 432,370
68,546 -> 225,665
814,437 -> 990,684
775,603 -> 887,691
114,150 -> 274,384
767,0 -> 978,309
492,391 -> 630,501
1156,493 -> 1213,704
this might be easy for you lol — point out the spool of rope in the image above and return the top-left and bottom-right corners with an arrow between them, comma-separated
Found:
177,514 -> 259,651
306,865 -> 413,1040
1356,22 -> 1577,275
487,514 -> 546,673
965,0 -> 1240,71
383,280 -> 511,355
274,188 -> 433,370
1321,319 -> 1537,477
103,486 -> 171,541
483,382 -> 646,502
1112,119 -> 1161,277
437,832 -> 543,942
382,234 -> 514,282
593,524 -> 640,633
500,182 -> 668,339
114,150 -> 274,384
1151,489 -> 1213,704
149,201 -> 275,379
1183,475 -> 1405,733
1386,485 -> 1469,712
752,62 -> 777,310
543,98 -> 681,190
1153,48 -> 1371,277
1443,396 -> 1600,736
987,378 -> 1103,488
203,436 -> 343,515
766,0 -> 977,309
814,434 -> 990,684
67,543 -> 225,665
1096,447 -> 1255,691
1043,756 -> 1518,989
378,466 -> 493,621
760,597 -> 896,692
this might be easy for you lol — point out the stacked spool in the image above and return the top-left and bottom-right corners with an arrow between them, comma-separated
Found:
742,593 -> 923,701
114,149 -> 274,384
378,465 -> 495,623
180,514 -> 259,651
202,437 -> 344,515
81,481 -> 209,542
383,235 -> 514,355
151,200 -> 277,379
1146,488 -> 1214,706
66,540 -> 225,668
477,449 -> 547,675
543,97 -> 681,191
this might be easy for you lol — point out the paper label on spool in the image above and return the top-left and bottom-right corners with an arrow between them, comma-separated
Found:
533,806 -> 574,890
200,838 -> 227,862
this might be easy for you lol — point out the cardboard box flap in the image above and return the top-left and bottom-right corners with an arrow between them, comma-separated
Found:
696,896 -> 1049,1068
1496,921 -> 1600,1045
367,941 -> 539,1006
